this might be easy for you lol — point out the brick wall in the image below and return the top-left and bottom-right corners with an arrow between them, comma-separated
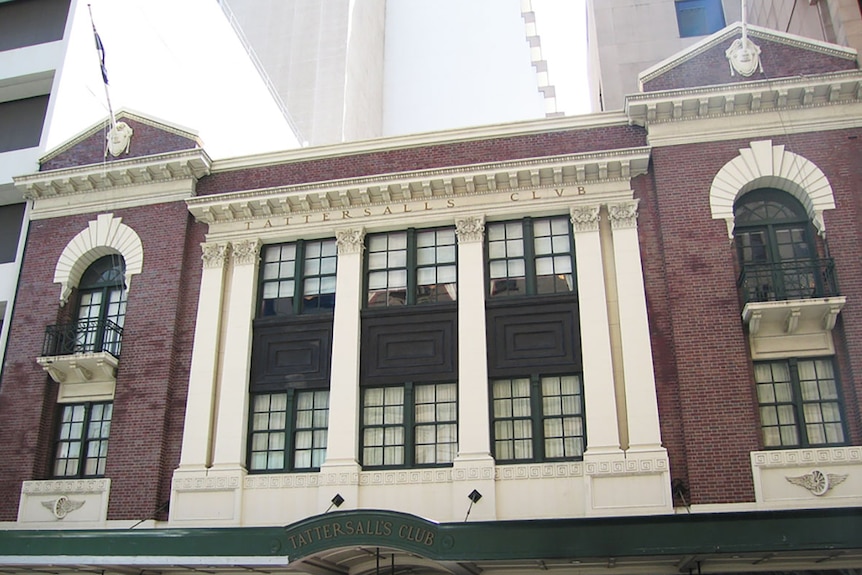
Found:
641,130 -> 862,504
642,37 -> 857,93
197,125 -> 647,195
40,118 -> 200,172
0,202 -> 202,521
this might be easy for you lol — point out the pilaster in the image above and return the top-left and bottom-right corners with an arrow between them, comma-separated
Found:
454,215 -> 493,462
452,215 -> 496,519
211,238 -> 261,469
607,201 -> 663,452
570,205 -> 622,456
321,228 -> 365,473
177,242 -> 230,471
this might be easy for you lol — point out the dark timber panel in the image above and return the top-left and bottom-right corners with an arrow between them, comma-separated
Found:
361,306 -> 457,385
251,315 -> 333,391
486,297 -> 581,377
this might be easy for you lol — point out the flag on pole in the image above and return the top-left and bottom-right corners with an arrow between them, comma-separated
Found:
94,29 -> 109,85
87,4 -> 116,133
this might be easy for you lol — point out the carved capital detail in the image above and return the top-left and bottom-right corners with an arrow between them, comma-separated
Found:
231,239 -> 261,266
335,228 -> 366,255
201,242 -> 230,269
455,216 -> 485,243
570,205 -> 600,233
608,200 -> 639,230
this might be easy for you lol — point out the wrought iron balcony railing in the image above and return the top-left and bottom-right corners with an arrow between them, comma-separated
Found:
737,258 -> 838,305
42,318 -> 123,358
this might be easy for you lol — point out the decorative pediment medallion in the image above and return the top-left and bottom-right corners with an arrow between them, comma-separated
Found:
106,121 -> 134,157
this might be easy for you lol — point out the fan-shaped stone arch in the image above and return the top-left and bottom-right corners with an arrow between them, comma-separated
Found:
53,213 -> 144,305
710,140 -> 835,238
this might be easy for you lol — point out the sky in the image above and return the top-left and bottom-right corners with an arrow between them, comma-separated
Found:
533,0 -> 591,116
49,0 -> 300,159
49,0 -> 590,160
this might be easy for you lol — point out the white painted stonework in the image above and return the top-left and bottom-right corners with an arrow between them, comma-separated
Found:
172,149 -> 672,526
751,447 -> 862,509
52,213 -> 144,306
709,140 -> 836,239
18,479 -> 110,526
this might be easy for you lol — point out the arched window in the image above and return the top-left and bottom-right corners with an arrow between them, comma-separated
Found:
75,255 -> 127,356
734,189 -> 832,302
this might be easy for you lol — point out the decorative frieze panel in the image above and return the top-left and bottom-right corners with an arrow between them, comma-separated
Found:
19,479 -> 111,524
584,456 -> 668,476
751,447 -> 862,508
496,463 -> 583,480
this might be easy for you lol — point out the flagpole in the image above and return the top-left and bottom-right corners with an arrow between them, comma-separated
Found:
87,4 -> 115,131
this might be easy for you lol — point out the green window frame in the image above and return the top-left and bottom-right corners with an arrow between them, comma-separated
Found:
53,402 -> 113,478
259,239 -> 337,317
361,382 -> 457,468
491,375 -> 585,462
248,389 -> 330,472
755,358 -> 846,448
76,255 -> 127,356
366,228 -> 457,307
487,216 -> 575,298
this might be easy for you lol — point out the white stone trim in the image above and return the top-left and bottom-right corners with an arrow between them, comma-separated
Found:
335,228 -> 365,254
750,447 -> 862,508
710,140 -> 836,238
187,149 -> 653,226
752,446 -> 862,468
455,215 -> 485,243
18,479 -> 111,524
53,214 -> 143,305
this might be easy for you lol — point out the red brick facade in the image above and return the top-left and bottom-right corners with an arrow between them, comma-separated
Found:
0,204 -> 203,520
1,27 -> 860,523
637,130 -> 862,503
642,35 -> 857,93
40,115 -> 201,172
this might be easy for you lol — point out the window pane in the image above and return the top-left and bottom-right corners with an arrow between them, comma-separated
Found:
362,386 -> 405,467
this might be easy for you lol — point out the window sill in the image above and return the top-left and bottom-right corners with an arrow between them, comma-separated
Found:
742,297 -> 846,360
36,352 -> 118,401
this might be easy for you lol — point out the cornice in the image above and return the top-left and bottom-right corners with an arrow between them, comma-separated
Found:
210,112 -> 630,172
187,148 -> 652,225
14,148 -> 213,200
626,71 -> 862,137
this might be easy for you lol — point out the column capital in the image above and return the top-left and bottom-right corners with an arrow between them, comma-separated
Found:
201,242 -> 230,269
231,239 -> 261,266
335,227 -> 366,255
455,215 -> 485,243
570,205 -> 601,233
607,200 -> 639,230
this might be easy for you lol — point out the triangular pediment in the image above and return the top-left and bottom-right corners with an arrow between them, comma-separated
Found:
40,109 -> 203,172
639,22 -> 857,94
